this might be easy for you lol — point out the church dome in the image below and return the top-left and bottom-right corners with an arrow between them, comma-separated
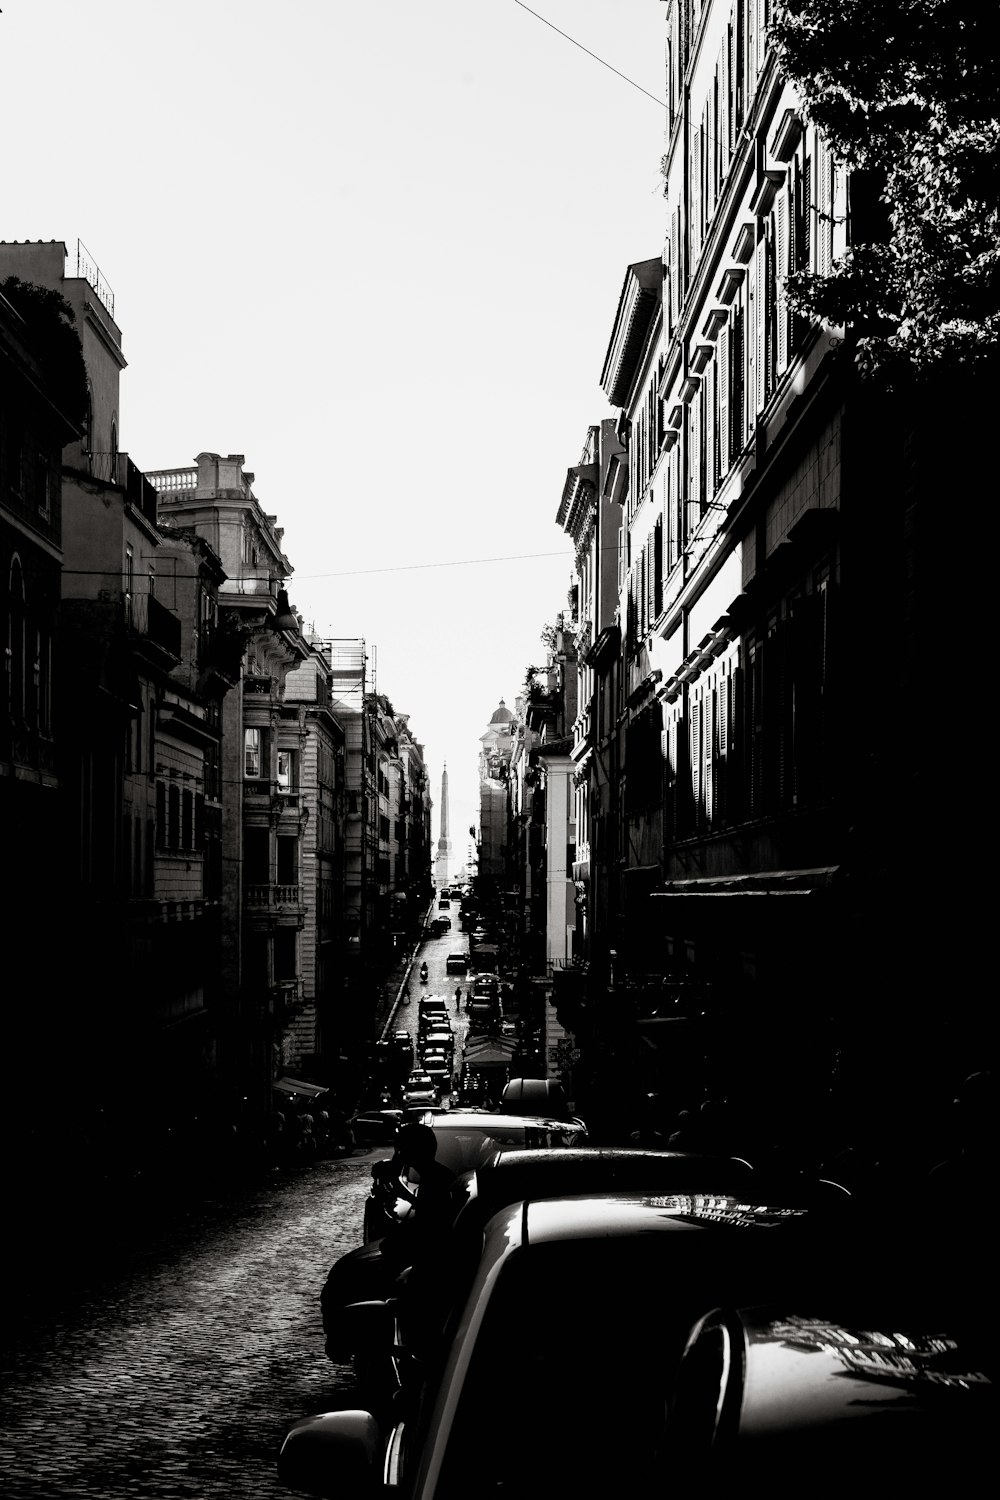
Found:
489,698 -> 515,725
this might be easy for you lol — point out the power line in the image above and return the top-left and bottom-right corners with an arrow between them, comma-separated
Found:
297,549 -> 572,580
512,1 -> 666,111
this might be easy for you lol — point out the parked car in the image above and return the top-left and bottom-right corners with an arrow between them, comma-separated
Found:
359,1111 -> 588,1247
288,1180 -> 875,1498
432,915 -> 451,932
349,1108 -> 403,1148
445,952 -> 468,973
500,1077 -> 571,1120
323,1145 -> 751,1366
666,1300 -> 993,1476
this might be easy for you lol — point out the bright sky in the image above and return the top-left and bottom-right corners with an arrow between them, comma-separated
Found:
2,0 -> 667,861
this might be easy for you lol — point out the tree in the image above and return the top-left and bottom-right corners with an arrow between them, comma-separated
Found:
769,0 -> 1000,384
1,275 -> 89,430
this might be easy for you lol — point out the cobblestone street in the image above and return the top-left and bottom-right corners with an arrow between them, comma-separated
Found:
1,1155 -> 383,1499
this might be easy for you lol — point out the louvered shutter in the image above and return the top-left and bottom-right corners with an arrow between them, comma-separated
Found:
747,246 -> 758,428
722,21 -> 732,169
802,150 -> 813,272
817,138 -> 833,275
775,186 -> 789,373
718,669 -> 730,824
689,697 -> 702,829
718,322 -> 731,475
704,355 -> 717,495
687,388 -> 702,534
747,0 -> 757,97
691,126 -> 703,264
654,517 -> 663,617
671,444 -> 683,570
758,233 -> 770,405
733,302 -> 746,452
701,689 -> 710,829
672,204 -> 683,324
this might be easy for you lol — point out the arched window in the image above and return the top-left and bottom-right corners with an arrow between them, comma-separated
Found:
110,415 -> 118,483
7,555 -> 25,720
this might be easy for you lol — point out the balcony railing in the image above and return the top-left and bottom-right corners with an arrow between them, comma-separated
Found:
146,466 -> 197,493
67,238 -> 115,319
244,884 -> 301,909
123,590 -> 182,660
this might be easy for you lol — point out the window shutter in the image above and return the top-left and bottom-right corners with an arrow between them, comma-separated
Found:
733,301 -> 746,452
802,150 -> 813,272
691,126 -> 703,264
704,355 -> 716,495
747,245 -> 758,427
689,697 -> 702,828
755,233 -> 769,406
687,388 -> 702,535
672,204 -> 683,323
817,138 -> 833,275
718,322 -> 731,476
775,186 -> 789,373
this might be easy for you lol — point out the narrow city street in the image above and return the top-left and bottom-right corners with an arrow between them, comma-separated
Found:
1,1154 -> 387,1500
0,908 -> 475,1500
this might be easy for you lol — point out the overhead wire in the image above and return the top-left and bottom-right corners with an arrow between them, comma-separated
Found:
511,1 -> 667,111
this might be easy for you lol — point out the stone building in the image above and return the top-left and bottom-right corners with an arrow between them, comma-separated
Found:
150,452 -> 308,1117
1,268 -> 82,1131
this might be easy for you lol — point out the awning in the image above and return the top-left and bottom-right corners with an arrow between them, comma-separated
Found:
272,1076 -> 329,1099
463,1037 -> 518,1067
652,865 -> 839,897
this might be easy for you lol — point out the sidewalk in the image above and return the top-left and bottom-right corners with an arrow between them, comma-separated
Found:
373,903 -> 435,1040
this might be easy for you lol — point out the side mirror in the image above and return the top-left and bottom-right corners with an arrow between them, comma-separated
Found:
341,1298 -> 396,1350
277,1410 -> 381,1497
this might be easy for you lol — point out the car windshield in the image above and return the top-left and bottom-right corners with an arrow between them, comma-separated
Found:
434,1238 -> 680,1497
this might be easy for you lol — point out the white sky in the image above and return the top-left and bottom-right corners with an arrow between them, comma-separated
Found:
2,0 -> 667,860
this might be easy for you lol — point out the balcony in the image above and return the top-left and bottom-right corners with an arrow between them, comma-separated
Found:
244,885 -> 304,925
124,590 -> 182,666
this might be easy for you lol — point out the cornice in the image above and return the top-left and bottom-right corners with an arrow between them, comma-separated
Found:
600,259 -> 662,408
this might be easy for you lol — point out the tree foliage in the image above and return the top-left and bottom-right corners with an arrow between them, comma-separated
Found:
1,275 -> 89,431
769,0 -> 1000,384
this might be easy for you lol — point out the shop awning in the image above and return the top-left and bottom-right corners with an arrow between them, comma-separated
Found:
652,865 -> 839,897
272,1076 -> 329,1099
463,1037 -> 518,1067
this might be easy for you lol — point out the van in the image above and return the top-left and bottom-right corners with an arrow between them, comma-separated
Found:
500,1077 -> 571,1121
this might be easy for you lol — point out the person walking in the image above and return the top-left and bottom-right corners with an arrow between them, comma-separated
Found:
454,985 -> 462,1013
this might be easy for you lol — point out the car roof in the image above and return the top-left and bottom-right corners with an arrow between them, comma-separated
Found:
671,1303 -> 993,1464
473,1148 -> 757,1209
412,1109 -> 579,1134
521,1192 -> 814,1245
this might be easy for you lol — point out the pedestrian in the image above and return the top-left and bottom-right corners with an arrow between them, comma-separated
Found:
455,985 -> 462,1012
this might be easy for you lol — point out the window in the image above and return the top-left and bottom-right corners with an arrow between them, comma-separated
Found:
36,453 -> 50,518
8,556 -> 25,719
277,749 -> 296,791
244,727 -> 261,778
168,783 -> 180,850
124,543 -> 134,629
277,835 -> 297,885
182,788 -> 193,849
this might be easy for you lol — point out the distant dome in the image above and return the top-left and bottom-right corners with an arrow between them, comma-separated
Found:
490,698 -> 515,725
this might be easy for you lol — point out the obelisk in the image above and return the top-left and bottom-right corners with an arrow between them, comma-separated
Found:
435,762 -> 452,888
